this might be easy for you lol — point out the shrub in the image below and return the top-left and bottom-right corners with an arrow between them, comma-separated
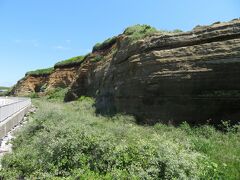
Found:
172,29 -> 183,33
29,92 -> 39,99
2,99 -> 237,179
0,87 -> 10,96
123,24 -> 183,43
123,24 -> 158,42
124,24 -> 157,35
45,87 -> 68,101
90,55 -> 104,62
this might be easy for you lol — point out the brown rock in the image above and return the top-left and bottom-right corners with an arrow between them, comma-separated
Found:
11,66 -> 80,96
66,19 -> 240,125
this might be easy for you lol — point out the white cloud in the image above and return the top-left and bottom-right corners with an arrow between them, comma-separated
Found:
53,45 -> 71,50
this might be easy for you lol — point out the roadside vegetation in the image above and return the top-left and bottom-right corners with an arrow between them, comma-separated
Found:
0,86 -> 9,90
0,92 -> 239,179
0,86 -> 10,96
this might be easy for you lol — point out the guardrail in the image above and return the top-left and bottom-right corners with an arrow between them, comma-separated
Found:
0,97 -> 31,123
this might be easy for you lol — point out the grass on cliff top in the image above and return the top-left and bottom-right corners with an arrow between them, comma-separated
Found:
92,24 -> 183,52
0,95 -> 239,179
26,67 -> 54,76
54,55 -> 86,68
92,36 -> 117,52
123,24 -> 183,42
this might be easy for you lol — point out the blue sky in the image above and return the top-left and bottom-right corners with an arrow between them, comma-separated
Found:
0,0 -> 239,86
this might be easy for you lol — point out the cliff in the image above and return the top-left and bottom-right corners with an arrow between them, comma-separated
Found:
11,56 -> 84,96
12,19 -> 240,125
65,19 -> 240,125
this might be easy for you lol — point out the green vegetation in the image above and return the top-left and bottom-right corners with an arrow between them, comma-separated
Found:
92,24 -> 183,53
54,56 -> 86,68
0,86 -> 9,90
91,55 -> 104,62
28,92 -> 39,99
123,24 -> 158,42
45,87 -> 69,101
26,67 -> 54,76
0,96 -> 239,179
0,86 -> 10,96
28,87 -> 68,101
93,36 -> 117,52
123,24 -> 183,43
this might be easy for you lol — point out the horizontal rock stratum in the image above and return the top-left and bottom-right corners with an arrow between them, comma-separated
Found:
66,19 -> 240,125
13,19 -> 240,125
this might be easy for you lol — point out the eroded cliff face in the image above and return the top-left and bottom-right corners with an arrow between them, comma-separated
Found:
11,75 -> 49,96
66,19 -> 240,125
47,67 -> 79,89
11,66 -> 80,96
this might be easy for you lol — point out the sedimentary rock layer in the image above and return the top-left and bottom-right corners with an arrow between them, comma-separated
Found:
11,66 -> 80,96
66,19 -> 240,125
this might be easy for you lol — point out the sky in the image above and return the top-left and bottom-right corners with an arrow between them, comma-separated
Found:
0,0 -> 239,87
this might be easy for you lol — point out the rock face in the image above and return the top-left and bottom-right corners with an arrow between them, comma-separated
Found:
66,19 -> 240,125
47,66 -> 79,89
11,75 -> 49,96
11,66 -> 80,96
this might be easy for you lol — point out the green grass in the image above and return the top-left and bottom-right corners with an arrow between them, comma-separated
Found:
45,87 -> 69,101
91,55 -> 105,62
123,24 -> 183,43
123,24 -> 158,41
92,25 -> 183,52
0,97 -> 239,179
26,67 -> 54,76
28,87 -> 68,101
92,36 -> 117,52
54,56 -> 86,68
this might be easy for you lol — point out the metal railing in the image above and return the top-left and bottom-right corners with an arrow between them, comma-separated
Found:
0,97 -> 31,123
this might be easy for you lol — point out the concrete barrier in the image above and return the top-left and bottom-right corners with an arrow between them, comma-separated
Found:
0,97 -> 31,139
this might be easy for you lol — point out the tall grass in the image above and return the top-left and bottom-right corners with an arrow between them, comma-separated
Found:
0,98 -> 239,179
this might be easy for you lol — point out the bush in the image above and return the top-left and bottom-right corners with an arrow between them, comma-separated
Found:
123,24 -> 158,42
45,88 -> 68,101
1,98 -> 238,179
123,24 -> 183,43
0,87 -> 10,96
29,92 -> 39,99
91,55 -> 104,62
